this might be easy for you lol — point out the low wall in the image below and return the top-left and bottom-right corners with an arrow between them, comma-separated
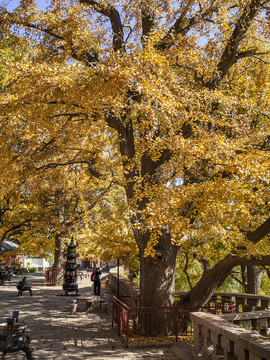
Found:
191,311 -> 270,360
223,311 -> 270,336
109,271 -> 139,298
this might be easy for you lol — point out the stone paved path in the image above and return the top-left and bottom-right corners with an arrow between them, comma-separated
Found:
0,273 -> 181,360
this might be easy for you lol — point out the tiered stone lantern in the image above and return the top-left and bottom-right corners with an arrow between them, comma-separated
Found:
63,237 -> 79,296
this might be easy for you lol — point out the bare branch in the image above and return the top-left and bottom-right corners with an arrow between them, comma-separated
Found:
230,272 -> 246,290
249,54 -> 270,65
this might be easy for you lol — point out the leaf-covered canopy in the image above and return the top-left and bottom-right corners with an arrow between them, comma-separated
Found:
0,0 -> 269,301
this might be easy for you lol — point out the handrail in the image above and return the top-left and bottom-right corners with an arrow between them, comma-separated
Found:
175,291 -> 270,312
110,272 -> 270,311
45,267 -> 64,286
112,295 -> 236,347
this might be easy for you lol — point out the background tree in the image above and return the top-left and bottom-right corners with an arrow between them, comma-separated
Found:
0,0 -> 270,308
0,36 -> 47,254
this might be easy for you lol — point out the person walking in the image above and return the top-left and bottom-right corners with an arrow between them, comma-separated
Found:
91,267 -> 102,296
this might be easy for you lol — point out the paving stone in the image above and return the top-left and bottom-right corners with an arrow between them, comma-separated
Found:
0,272 -> 188,359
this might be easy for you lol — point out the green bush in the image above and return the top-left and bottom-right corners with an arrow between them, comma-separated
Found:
15,269 -> 24,275
28,267 -> 38,273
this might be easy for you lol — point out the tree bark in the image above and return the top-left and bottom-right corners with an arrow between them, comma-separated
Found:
246,265 -> 265,294
107,115 -> 179,307
53,233 -> 65,268
241,265 -> 248,292
136,227 -> 179,335
246,216 -> 270,243
139,228 -> 179,307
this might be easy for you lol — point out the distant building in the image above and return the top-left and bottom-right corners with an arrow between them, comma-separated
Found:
0,241 -> 52,270
0,240 -> 19,255
23,257 -> 52,271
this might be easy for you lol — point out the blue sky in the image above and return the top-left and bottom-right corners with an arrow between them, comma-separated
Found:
6,0 -> 51,11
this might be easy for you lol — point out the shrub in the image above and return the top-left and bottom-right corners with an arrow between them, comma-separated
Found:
14,269 -> 24,275
28,267 -> 38,273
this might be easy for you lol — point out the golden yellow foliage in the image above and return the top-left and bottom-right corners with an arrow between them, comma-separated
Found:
0,0 -> 269,304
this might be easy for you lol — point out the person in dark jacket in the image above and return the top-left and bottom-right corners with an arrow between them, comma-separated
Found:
92,267 -> 102,296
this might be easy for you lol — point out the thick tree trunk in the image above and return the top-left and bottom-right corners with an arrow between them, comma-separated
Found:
135,227 -> 179,335
112,117 -> 178,307
53,233 -> 65,268
139,229 -> 179,307
246,265 -> 264,294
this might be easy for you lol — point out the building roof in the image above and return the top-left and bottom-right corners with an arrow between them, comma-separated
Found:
0,240 -> 19,254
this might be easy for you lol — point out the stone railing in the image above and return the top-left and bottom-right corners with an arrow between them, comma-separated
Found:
191,311 -> 270,360
213,292 -> 270,313
175,291 -> 270,312
223,311 -> 270,336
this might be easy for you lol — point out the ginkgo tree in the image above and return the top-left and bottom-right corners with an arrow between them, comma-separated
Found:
0,36 -> 133,269
0,0 -> 270,308
0,36 -> 135,265
0,38 -> 45,254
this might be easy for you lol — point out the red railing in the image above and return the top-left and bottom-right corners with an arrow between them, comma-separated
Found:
45,267 -> 64,285
112,297 -> 130,337
112,296 -> 236,347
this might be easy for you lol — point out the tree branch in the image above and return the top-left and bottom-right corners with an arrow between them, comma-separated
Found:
0,218 -> 34,243
246,216 -> 270,243
105,113 -> 126,136
263,266 -> 270,278
50,113 -> 89,121
6,13 -> 64,40
79,0 -> 124,52
230,273 -> 246,289
179,253 -> 270,306
183,252 -> 193,289
156,0 -> 219,50
2,11 -> 99,65
206,0 -> 262,89
236,49 -> 269,60
140,5 -> 156,41
36,160 -> 104,178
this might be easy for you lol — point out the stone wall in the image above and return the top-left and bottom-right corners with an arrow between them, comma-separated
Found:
109,271 -> 139,298
191,311 -> 270,360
